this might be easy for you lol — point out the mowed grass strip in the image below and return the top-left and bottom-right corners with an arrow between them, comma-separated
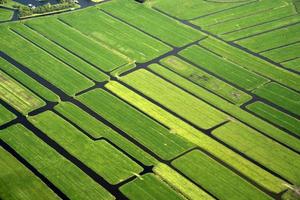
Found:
159,56 -> 251,105
253,82 -> 300,116
10,23 -> 109,82
0,147 -> 59,200
54,102 -> 157,166
0,8 -> 13,21
0,26 -> 93,96
26,18 -> 129,72
0,104 -> 15,126
120,173 -> 185,200
100,0 -> 204,47
172,150 -> 272,200
282,58 -> 300,72
247,101 -> 300,136
179,45 -> 268,90
261,42 -> 300,62
0,57 -> 59,102
59,7 -> 171,63
147,65 -> 300,152
121,69 -> 228,129
237,23 -> 300,52
150,0 -> 249,20
0,124 -> 114,200
106,81 -> 286,193
213,121 -> 300,185
153,163 -> 214,200
77,88 -> 194,160
200,37 -> 300,91
0,70 -> 45,115
29,111 -> 143,184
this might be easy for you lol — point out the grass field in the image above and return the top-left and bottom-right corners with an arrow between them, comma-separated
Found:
1,0 -> 300,199
0,8 -> 13,22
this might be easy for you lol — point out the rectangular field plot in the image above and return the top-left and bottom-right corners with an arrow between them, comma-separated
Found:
0,104 -> 15,126
0,57 -> 59,102
159,56 -> 252,105
0,8 -> 13,21
100,0 -> 204,47
172,150 -> 272,200
0,147 -> 59,200
0,26 -> 93,96
59,7 -> 171,63
29,111 -> 143,184
179,45 -> 268,90
0,70 -> 45,115
10,23 -> 109,83
26,18 -> 129,72
121,69 -> 228,129
237,23 -> 300,52
253,82 -> 300,116
120,173 -> 185,200
0,124 -> 114,200
54,102 -> 157,166
153,163 -> 214,200
282,58 -> 300,72
106,81 -> 286,193
200,37 -> 300,91
213,121 -> 300,185
150,0 -> 251,20
261,42 -> 300,62
149,65 -> 300,152
77,88 -> 194,160
247,101 -> 300,136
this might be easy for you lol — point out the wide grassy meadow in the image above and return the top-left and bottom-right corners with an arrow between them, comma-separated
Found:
0,0 -> 300,199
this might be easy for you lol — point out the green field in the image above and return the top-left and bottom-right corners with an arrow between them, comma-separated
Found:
1,0 -> 300,199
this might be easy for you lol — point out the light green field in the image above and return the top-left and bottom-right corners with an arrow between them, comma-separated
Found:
247,101 -> 300,136
100,0 -> 204,47
159,56 -> 252,105
0,70 -> 45,115
54,102 -> 157,166
282,58 -> 300,72
173,150 -> 272,200
213,121 -> 300,184
0,104 -> 15,125
121,69 -> 228,129
0,8 -> 13,21
77,88 -> 194,160
262,43 -> 300,62
26,18 -> 129,72
0,124 -> 114,200
0,147 -> 59,200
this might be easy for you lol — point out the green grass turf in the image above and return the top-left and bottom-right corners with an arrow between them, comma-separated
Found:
179,45 -> 268,90
10,23 -> 109,82
159,56 -> 252,105
77,88 -> 194,160
149,0 -> 249,20
0,8 -> 13,21
120,173 -> 185,200
0,57 -> 59,102
0,70 -> 45,115
153,163 -> 214,200
261,43 -> 300,62
54,102 -> 157,166
121,69 -> 228,129
100,0 -> 204,47
29,111 -> 143,184
0,124 -> 114,200
26,18 -> 129,72
282,58 -> 300,72
0,26 -> 94,96
172,150 -> 272,200
59,7 -> 171,63
0,147 -> 59,200
106,81 -> 286,193
0,104 -> 16,126
247,101 -> 300,136
237,23 -> 300,52
213,121 -> 300,185
200,37 -> 300,91
253,82 -> 300,116
147,65 -> 300,152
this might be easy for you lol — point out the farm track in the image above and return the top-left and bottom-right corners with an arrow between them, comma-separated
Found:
1,1 -> 300,199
